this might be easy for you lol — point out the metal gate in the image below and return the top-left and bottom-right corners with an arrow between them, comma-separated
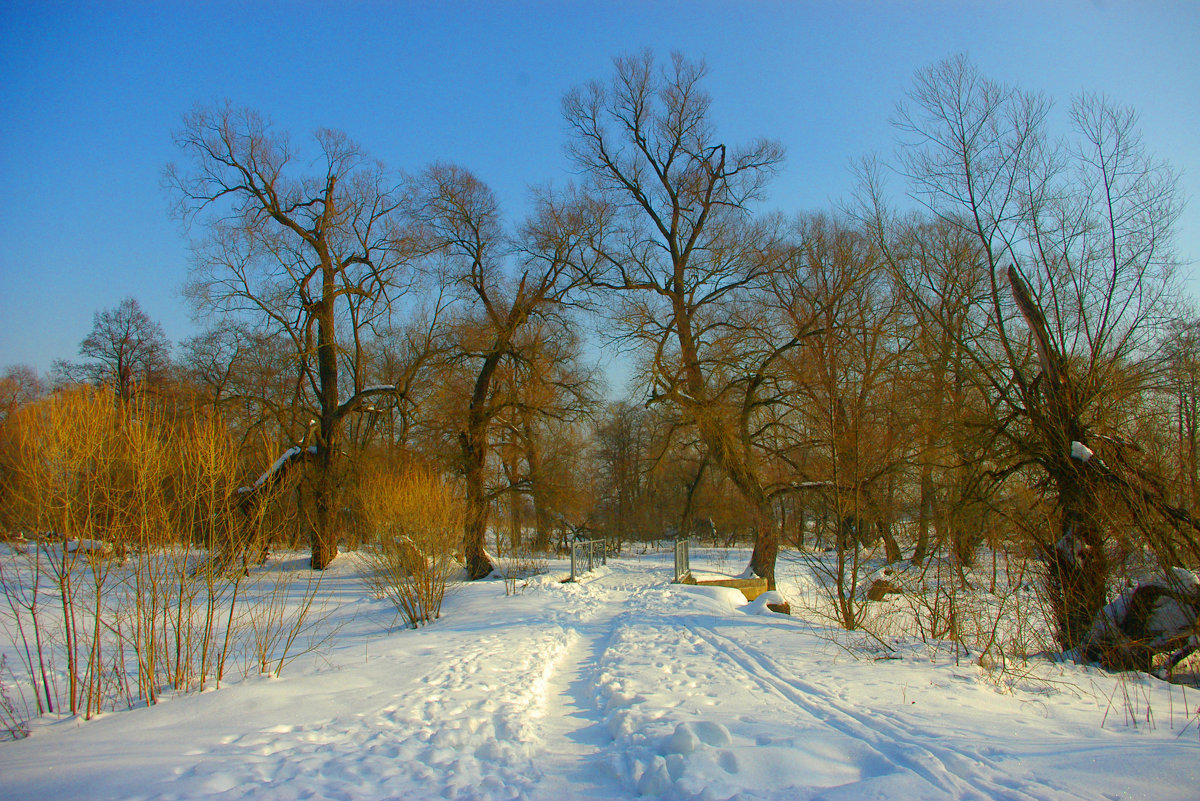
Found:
570,538 -> 606,581
673,538 -> 690,582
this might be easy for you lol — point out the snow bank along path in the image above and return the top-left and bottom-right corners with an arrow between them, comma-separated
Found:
2,553 -> 1197,800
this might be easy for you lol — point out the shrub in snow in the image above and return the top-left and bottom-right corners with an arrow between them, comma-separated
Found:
500,543 -> 547,597
0,390 -> 318,722
0,656 -> 30,740
357,467 -> 464,628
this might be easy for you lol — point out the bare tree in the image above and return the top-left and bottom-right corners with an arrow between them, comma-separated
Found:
336,308 -> 447,464
179,323 -> 247,415
883,55 -> 1190,648
0,365 -> 46,425
770,215 -> 906,626
1161,316 -> 1200,510
564,51 -> 795,585
876,215 -> 1004,569
413,165 -> 598,578
593,401 -> 654,544
496,324 -> 597,552
53,297 -> 170,404
166,104 -> 415,569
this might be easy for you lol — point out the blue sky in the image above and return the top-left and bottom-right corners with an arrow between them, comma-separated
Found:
2,0 -> 1198,381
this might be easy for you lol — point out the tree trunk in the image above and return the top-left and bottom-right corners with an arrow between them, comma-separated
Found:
310,268 -> 341,570
309,457 -> 339,570
1188,389 -> 1198,508
523,418 -> 552,553
461,428 -> 493,579
697,417 -> 777,587
1046,469 -> 1109,649
461,351 -> 504,580
742,475 -> 781,589
532,510 -> 551,554
777,498 -> 789,551
509,490 -> 522,554
879,520 -> 902,564
913,459 -> 933,565
679,453 -> 709,542
1008,266 -> 1111,650
880,470 -> 902,563
749,519 -> 779,589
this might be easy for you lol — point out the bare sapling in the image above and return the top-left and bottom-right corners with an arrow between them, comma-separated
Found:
7,388 -> 114,715
0,655 -> 31,740
0,543 -> 55,715
238,556 -> 326,677
501,545 -> 546,597
0,389 -> 333,727
498,517 -> 547,597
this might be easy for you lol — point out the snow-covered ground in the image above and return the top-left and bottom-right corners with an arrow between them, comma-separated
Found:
1,548 -> 1198,800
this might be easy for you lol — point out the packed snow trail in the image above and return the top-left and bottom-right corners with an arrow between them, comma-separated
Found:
511,575 -> 635,800
1,551 -> 1197,800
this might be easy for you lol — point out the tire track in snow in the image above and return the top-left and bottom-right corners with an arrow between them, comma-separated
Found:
688,622 -> 1098,801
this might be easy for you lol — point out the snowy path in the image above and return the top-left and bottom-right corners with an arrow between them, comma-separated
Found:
2,552 -> 1197,800
527,581 -> 633,800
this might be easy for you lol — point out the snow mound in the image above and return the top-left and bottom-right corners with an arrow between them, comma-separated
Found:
666,720 -> 733,753
1083,567 -> 1200,671
745,590 -> 788,615
675,583 -> 747,612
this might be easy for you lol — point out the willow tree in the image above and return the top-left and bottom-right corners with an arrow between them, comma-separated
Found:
563,51 -> 793,585
167,105 -> 414,569
413,165 -> 598,579
881,55 -> 1191,647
